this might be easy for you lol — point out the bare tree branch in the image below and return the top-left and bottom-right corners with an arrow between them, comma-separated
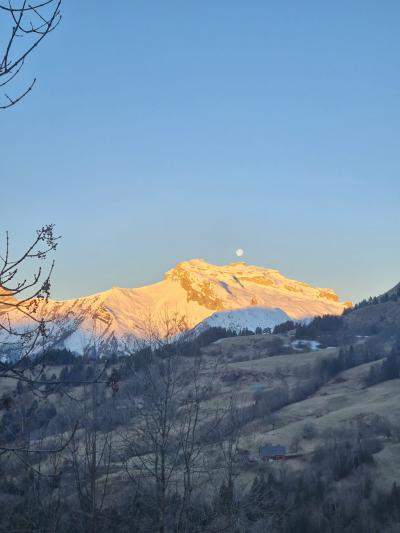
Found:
0,0 -> 62,109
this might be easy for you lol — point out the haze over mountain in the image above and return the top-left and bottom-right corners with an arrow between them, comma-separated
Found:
0,259 -> 350,356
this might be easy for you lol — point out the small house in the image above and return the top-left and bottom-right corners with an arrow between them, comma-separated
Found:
259,444 -> 287,461
236,448 -> 255,465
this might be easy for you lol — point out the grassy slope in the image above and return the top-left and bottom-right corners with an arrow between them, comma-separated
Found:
201,334 -> 400,488
2,333 -> 400,494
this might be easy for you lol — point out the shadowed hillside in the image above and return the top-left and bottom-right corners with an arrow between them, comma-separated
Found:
1,314 -> 400,532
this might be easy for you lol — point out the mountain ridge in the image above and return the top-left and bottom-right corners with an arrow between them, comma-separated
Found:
0,259 -> 350,356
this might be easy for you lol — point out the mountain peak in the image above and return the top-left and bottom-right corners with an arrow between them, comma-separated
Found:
164,258 -> 346,314
165,258 -> 279,278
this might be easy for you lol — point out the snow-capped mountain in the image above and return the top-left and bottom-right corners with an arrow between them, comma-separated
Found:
194,307 -> 291,334
0,259 -> 351,356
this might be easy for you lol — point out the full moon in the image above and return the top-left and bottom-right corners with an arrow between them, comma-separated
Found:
235,248 -> 244,257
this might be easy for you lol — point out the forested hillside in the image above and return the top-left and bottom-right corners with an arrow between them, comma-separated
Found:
1,318 -> 400,532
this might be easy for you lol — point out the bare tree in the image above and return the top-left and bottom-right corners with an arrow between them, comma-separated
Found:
133,306 -> 189,350
0,224 -> 59,361
0,226 -> 110,384
0,0 -> 62,109
175,359 -> 205,533
16,432 -> 65,533
120,310 -> 221,533
0,228 -> 111,458
123,345 -> 185,533
211,396 -> 242,533
69,356 -> 113,533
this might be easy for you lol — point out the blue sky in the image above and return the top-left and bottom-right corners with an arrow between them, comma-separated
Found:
1,1 -> 400,302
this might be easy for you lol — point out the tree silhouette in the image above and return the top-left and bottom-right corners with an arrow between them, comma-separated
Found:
0,0 -> 62,109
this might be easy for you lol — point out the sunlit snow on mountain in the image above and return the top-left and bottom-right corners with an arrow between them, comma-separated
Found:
0,259 -> 351,357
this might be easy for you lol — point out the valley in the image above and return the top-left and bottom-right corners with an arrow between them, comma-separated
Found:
1,311 -> 400,531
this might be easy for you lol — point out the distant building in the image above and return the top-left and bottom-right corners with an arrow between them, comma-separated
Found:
236,448 -> 251,464
259,444 -> 287,461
